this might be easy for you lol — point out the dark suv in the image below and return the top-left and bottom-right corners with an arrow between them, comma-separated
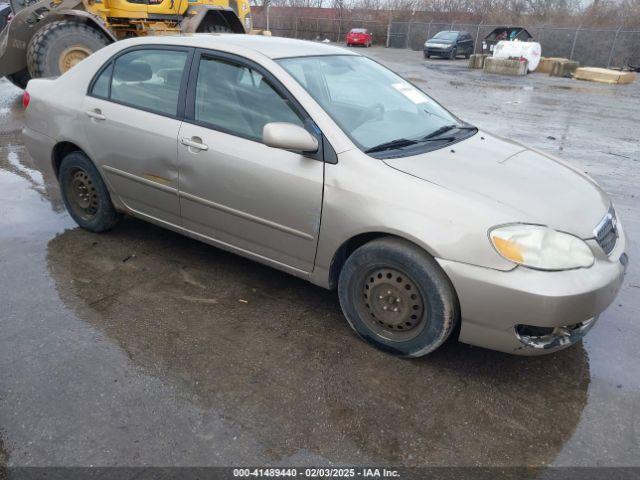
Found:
423,31 -> 474,59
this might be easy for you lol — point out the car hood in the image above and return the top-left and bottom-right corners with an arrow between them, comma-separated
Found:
383,131 -> 609,239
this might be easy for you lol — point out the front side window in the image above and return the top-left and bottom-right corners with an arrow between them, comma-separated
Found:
107,49 -> 188,116
278,55 -> 472,156
194,56 -> 303,141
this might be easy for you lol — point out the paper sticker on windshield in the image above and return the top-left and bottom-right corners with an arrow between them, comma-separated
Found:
392,82 -> 428,104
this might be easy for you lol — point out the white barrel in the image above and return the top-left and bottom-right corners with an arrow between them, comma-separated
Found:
493,40 -> 542,72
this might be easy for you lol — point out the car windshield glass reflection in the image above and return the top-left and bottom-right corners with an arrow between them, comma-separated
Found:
278,55 -> 473,155
434,32 -> 458,41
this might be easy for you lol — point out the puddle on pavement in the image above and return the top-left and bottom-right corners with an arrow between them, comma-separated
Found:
44,220 -> 590,466
0,138 -> 68,238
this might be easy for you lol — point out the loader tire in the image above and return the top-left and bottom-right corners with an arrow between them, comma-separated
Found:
6,68 -> 32,89
27,20 -> 109,79
201,23 -> 233,33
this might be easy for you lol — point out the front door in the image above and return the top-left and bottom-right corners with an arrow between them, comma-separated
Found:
177,51 -> 324,273
82,46 -> 192,225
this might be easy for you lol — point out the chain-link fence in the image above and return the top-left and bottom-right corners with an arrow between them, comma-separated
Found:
390,22 -> 640,68
253,14 -> 389,45
253,14 -> 640,69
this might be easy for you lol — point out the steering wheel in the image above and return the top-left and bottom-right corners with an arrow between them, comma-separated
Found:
354,103 -> 385,128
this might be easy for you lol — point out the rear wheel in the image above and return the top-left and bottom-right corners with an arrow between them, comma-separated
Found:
465,48 -> 471,59
27,20 -> 109,79
59,152 -> 120,232
338,237 -> 459,358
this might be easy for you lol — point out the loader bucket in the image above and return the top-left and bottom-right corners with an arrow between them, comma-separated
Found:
0,0 -> 82,78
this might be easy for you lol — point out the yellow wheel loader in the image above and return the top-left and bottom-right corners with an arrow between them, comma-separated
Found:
0,0 -> 253,88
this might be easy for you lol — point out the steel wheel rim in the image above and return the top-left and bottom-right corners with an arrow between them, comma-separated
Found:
58,46 -> 92,73
358,267 -> 427,342
65,168 -> 99,221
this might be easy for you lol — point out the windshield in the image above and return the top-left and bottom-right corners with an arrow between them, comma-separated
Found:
433,31 -> 458,41
278,55 -> 471,155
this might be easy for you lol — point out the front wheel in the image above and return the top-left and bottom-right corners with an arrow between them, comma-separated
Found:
449,47 -> 458,60
338,237 -> 459,358
59,152 -> 120,232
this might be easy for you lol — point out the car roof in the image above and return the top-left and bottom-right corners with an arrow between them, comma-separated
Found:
113,34 -> 359,60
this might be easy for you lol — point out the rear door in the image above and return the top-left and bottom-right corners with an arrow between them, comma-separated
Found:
82,46 -> 193,226
177,50 -> 324,273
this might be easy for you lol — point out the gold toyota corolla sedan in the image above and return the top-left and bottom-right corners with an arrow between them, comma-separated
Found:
22,35 -> 627,357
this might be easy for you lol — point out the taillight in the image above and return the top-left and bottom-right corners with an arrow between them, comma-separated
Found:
22,91 -> 30,109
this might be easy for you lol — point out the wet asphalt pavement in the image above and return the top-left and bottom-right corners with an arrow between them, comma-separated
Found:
0,46 -> 639,468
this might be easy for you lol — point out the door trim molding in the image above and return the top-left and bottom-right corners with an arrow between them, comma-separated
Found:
101,165 -> 177,194
179,190 -> 315,241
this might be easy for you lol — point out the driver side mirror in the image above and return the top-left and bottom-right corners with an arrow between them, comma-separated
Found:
263,122 -> 319,153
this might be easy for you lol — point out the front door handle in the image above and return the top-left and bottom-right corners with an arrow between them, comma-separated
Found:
86,109 -> 106,121
181,137 -> 209,151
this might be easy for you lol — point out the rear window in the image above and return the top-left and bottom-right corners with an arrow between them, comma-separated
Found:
350,29 -> 367,34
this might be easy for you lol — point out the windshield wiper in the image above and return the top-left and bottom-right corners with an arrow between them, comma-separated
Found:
365,138 -> 418,153
422,124 -> 475,140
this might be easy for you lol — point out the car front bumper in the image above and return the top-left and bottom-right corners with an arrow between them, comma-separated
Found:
424,46 -> 454,56
436,226 -> 628,355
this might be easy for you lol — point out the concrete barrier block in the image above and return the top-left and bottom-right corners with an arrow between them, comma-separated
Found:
468,54 -> 488,69
483,57 -> 528,76
537,57 -> 569,74
549,60 -> 580,78
573,67 -> 637,84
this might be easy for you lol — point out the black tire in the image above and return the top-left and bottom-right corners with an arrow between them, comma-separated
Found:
338,237 -> 459,358
201,23 -> 233,33
59,152 -> 120,233
27,20 -> 109,79
424,52 -> 430,59
449,47 -> 458,60
465,49 -> 471,59
6,68 -> 31,89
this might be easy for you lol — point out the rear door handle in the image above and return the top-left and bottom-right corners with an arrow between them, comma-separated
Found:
181,137 -> 209,151
86,109 -> 106,121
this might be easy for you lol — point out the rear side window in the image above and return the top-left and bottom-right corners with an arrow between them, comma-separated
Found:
92,49 -> 188,117
91,62 -> 112,98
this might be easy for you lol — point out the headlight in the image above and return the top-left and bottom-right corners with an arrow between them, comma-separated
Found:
489,224 -> 594,271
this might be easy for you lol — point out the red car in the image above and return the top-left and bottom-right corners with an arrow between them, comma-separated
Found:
346,28 -> 373,47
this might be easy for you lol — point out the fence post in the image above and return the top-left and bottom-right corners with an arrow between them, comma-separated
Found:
474,21 -> 483,54
386,13 -> 391,48
607,25 -> 623,68
426,20 -> 432,41
569,24 -> 581,60
406,22 -> 412,50
266,3 -> 270,32
294,16 -> 298,39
